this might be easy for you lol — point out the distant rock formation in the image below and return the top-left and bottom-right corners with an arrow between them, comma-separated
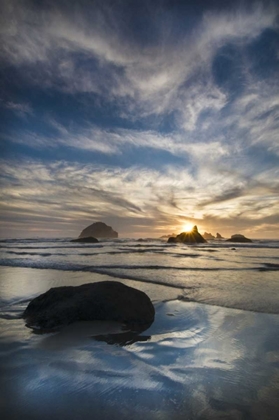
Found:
23,281 -> 155,333
71,236 -> 98,243
160,233 -> 177,239
79,222 -> 118,239
226,234 -> 252,243
216,233 -> 224,239
203,232 -> 215,240
137,238 -> 155,242
168,226 -> 207,244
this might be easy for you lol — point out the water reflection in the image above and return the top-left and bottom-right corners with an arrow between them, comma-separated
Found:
94,331 -> 151,346
35,320 -> 153,350
1,299 -> 279,419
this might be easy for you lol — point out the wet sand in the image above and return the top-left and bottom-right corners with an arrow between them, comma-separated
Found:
1,267 -> 279,419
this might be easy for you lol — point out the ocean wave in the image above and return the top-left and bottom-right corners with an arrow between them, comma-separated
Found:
1,249 -> 196,257
3,251 -> 53,257
0,244 -> 104,250
118,244 -> 166,248
258,263 -> 279,271
0,238 -> 70,243
0,259 -> 260,272
1,240 -> 279,251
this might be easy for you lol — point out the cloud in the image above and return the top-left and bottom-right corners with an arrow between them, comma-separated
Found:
1,0 -> 277,121
1,1 -> 279,238
199,186 -> 245,207
3,101 -> 33,116
1,158 -> 279,238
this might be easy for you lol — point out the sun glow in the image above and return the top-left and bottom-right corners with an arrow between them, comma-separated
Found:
182,224 -> 194,233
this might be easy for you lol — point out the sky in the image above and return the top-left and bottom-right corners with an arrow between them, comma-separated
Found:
0,0 -> 279,239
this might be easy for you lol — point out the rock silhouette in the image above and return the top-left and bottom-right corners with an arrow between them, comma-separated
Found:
71,236 -> 99,243
79,222 -> 118,239
227,234 -> 252,243
203,232 -> 215,240
160,233 -> 177,239
168,226 -> 207,244
23,281 -> 155,333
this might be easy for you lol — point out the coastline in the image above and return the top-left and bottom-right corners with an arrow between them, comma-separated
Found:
1,266 -> 279,419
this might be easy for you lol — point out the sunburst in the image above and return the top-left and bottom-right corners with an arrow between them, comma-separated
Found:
182,223 -> 194,233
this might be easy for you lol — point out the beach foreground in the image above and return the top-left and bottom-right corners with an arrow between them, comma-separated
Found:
1,267 -> 279,419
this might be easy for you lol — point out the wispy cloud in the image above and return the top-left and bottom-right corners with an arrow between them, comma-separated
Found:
3,101 -> 33,116
5,124 -> 232,162
1,158 -> 278,238
1,0 -> 277,120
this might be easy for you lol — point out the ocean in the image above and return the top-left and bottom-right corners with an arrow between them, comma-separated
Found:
0,237 -> 279,419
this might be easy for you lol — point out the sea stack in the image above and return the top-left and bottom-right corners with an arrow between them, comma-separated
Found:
203,232 -> 215,240
71,237 -> 99,243
226,234 -> 252,243
79,222 -> 118,239
160,233 -> 177,239
216,233 -> 224,239
168,226 -> 207,244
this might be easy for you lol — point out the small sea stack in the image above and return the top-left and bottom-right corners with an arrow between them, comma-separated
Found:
71,236 -> 99,243
168,226 -> 207,244
160,233 -> 177,239
227,234 -> 252,243
23,281 -> 155,333
203,232 -> 215,240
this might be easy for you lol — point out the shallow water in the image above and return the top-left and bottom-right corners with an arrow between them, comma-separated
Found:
0,237 -> 279,313
0,238 -> 279,419
1,274 -> 279,419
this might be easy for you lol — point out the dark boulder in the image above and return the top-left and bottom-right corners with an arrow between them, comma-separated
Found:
79,222 -> 118,239
23,281 -> 155,333
168,226 -> 207,244
226,234 -> 252,243
71,236 -> 99,243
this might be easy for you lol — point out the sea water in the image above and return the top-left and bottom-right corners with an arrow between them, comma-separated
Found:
0,238 -> 279,419
1,237 -> 279,312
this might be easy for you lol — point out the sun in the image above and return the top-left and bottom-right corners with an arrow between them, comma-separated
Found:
182,223 -> 194,233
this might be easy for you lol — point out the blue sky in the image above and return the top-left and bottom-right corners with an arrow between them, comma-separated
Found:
1,0 -> 279,238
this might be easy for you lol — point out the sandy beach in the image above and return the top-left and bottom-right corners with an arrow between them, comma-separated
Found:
1,266 -> 279,419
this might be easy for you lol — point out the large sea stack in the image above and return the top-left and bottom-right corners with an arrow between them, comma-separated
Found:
79,222 -> 118,239
168,226 -> 207,244
23,281 -> 155,332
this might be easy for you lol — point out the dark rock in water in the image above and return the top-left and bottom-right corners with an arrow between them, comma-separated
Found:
167,236 -> 177,243
71,236 -> 99,243
79,222 -> 118,239
168,226 -> 207,244
227,234 -> 252,243
203,232 -> 215,240
23,281 -> 155,333
137,238 -> 155,242
216,232 -> 224,239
